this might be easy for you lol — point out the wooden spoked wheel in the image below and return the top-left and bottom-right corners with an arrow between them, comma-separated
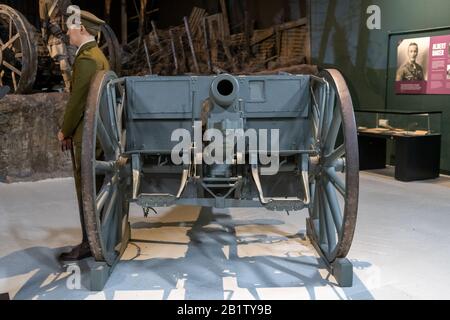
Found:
0,5 -> 37,93
307,69 -> 359,263
81,70 -> 130,266
97,24 -> 122,76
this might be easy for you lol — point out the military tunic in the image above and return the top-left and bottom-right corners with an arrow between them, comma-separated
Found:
61,41 -> 109,143
396,62 -> 424,81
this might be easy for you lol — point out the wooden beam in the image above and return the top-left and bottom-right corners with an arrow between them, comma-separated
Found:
178,34 -> 187,73
104,0 -> 112,24
183,16 -> 200,74
169,29 -> 179,74
202,17 -> 212,73
121,0 -> 127,45
143,39 -> 152,74
243,0 -> 253,59
138,0 -> 148,44
304,0 -> 312,64
219,0 -> 230,37
150,20 -> 161,46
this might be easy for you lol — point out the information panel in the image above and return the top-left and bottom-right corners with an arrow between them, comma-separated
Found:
395,35 -> 450,94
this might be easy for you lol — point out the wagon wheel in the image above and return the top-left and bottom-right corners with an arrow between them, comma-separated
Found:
82,70 -> 130,266
97,24 -> 121,76
0,5 -> 37,93
307,69 -> 359,263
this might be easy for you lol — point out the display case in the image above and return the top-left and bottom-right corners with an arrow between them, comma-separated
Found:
354,109 -> 442,181
355,109 -> 442,137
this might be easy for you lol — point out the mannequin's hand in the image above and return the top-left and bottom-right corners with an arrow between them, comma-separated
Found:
60,138 -> 73,152
57,130 -> 65,142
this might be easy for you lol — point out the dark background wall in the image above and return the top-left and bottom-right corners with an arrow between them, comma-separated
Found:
310,0 -> 450,173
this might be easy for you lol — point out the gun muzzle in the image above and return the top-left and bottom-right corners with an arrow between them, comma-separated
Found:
210,74 -> 239,107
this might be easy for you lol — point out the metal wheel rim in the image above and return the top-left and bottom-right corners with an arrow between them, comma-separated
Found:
0,5 -> 37,93
308,68 -> 359,263
82,70 -> 129,266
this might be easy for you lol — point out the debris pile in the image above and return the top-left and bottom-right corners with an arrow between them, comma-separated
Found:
122,6 -> 317,76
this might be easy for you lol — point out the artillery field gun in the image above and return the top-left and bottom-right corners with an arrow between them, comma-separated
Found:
80,69 -> 359,288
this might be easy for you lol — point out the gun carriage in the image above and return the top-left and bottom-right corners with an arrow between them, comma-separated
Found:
80,68 -> 359,287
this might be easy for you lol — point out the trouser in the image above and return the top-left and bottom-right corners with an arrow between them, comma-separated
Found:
48,35 -> 73,92
73,141 -> 103,243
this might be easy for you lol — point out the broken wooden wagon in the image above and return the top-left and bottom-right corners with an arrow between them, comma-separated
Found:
0,4 -> 120,93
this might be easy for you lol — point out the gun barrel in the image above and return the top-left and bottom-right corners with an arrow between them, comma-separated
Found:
210,74 -> 239,107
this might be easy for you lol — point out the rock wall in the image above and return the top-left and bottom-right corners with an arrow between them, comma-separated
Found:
0,93 -> 72,183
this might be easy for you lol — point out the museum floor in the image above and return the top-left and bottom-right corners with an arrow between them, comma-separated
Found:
1,168 -> 449,300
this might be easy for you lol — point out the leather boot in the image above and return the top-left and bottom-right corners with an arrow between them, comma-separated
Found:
59,242 -> 92,262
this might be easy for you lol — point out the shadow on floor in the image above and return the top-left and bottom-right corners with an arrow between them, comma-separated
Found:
0,207 -> 374,300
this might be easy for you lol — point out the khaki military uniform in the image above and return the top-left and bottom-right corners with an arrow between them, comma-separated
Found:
61,41 -> 110,241
396,62 -> 425,81
39,0 -> 74,91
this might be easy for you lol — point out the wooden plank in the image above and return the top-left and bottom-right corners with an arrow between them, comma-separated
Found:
143,38 -> 152,74
219,0 -> 231,37
250,27 -> 275,46
202,17 -> 212,72
178,34 -> 187,73
169,29 -> 178,74
189,7 -> 207,37
183,17 -> 200,73
278,17 -> 308,31
150,20 -> 160,45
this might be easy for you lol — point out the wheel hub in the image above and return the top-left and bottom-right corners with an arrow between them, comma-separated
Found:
117,156 -> 128,167
309,155 -> 323,177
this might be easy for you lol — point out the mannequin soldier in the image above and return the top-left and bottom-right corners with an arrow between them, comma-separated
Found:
57,11 -> 110,261
39,0 -> 75,91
